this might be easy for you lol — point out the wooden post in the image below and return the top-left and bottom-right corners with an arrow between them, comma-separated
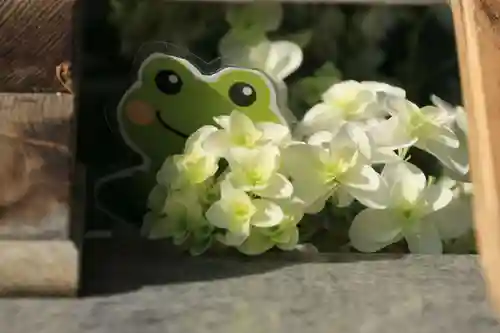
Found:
450,0 -> 500,314
0,0 -> 81,296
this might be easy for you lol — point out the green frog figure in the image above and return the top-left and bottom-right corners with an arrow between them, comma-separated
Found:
95,53 -> 294,227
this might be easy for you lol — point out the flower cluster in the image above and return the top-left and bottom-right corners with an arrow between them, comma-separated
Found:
293,80 -> 472,254
142,111 -> 304,255
143,79 -> 473,255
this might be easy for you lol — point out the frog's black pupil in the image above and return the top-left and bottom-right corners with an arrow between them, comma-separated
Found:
229,82 -> 257,107
155,70 -> 182,95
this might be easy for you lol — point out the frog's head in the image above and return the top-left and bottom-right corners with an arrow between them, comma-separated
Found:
118,53 -> 291,169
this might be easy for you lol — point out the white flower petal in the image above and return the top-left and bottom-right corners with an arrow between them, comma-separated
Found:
308,130 -> 336,147
299,103 -> 341,135
370,146 -> 401,164
349,208 -> 402,252
253,173 -> 293,199
217,226 -> 251,247
361,81 -> 406,98
276,226 -> 299,250
281,143 -> 321,178
265,41 -> 303,81
429,125 -> 460,148
370,116 -> 417,149
250,199 -> 284,227
382,161 -> 426,205
229,110 -> 261,139
456,106 -> 468,135
427,197 -> 473,240
203,130 -> 231,157
205,201 -> 234,229
344,185 -> 389,209
340,165 -> 388,209
421,183 -> 454,214
403,222 -> 443,254
237,229 -> 274,255
421,105 -> 455,127
417,138 -> 462,173
184,125 -> 219,154
341,164 -> 382,191
292,174 -> 331,209
213,115 -> 230,129
322,80 -> 362,102
345,123 -> 372,160
331,187 -> 355,207
256,122 -> 291,145
386,97 -> 419,120
147,185 -> 168,212
304,193 -> 330,214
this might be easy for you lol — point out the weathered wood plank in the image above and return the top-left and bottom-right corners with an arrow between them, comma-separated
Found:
0,93 -> 76,240
165,0 -> 444,3
0,240 -> 78,296
0,0 -> 75,92
451,0 -> 500,316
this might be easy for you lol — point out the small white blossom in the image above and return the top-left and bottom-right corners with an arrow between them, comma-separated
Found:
297,80 -> 405,137
225,145 -> 293,199
348,161 -> 467,254
236,197 -> 305,255
203,110 -> 291,157
157,125 -> 219,189
205,180 -> 284,246
431,95 -> 470,179
282,126 -> 387,213
370,97 -> 460,168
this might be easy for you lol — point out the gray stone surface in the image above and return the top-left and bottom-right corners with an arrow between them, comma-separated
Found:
1,240 -> 499,333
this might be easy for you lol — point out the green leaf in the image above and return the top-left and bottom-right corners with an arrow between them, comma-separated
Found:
282,29 -> 313,48
290,62 -> 342,107
315,62 -> 342,78
226,3 -> 283,33
189,236 -> 214,256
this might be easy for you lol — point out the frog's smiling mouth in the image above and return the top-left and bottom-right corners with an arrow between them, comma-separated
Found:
155,111 -> 189,139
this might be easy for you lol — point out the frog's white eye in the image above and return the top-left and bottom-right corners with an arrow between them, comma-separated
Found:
229,82 -> 257,107
155,70 -> 183,95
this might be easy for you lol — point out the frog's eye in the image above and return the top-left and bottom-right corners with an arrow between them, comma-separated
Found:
228,82 -> 257,107
155,70 -> 183,95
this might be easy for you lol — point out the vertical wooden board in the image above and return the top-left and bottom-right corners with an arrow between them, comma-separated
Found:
0,93 -> 75,240
451,0 -> 500,315
0,0 -> 75,92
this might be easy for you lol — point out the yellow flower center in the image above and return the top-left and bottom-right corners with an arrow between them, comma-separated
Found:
233,131 -> 261,147
232,200 -> 253,220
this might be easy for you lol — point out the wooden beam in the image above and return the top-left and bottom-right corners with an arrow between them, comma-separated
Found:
165,0 -> 444,3
0,0 -> 75,92
450,0 -> 500,315
0,93 -> 82,296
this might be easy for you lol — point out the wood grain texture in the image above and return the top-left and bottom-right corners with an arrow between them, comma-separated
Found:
0,240 -> 78,296
0,0 -> 75,92
163,0 -> 444,3
0,93 -> 76,240
451,0 -> 500,316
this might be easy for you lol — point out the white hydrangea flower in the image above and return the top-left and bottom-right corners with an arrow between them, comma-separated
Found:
143,185 -> 208,245
203,110 -> 291,158
205,179 -> 284,246
431,95 -> 470,179
225,145 -> 293,199
236,197 -> 305,255
282,126 -> 387,213
156,125 -> 220,189
348,161 -> 468,254
370,97 -> 460,169
297,80 -> 405,137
